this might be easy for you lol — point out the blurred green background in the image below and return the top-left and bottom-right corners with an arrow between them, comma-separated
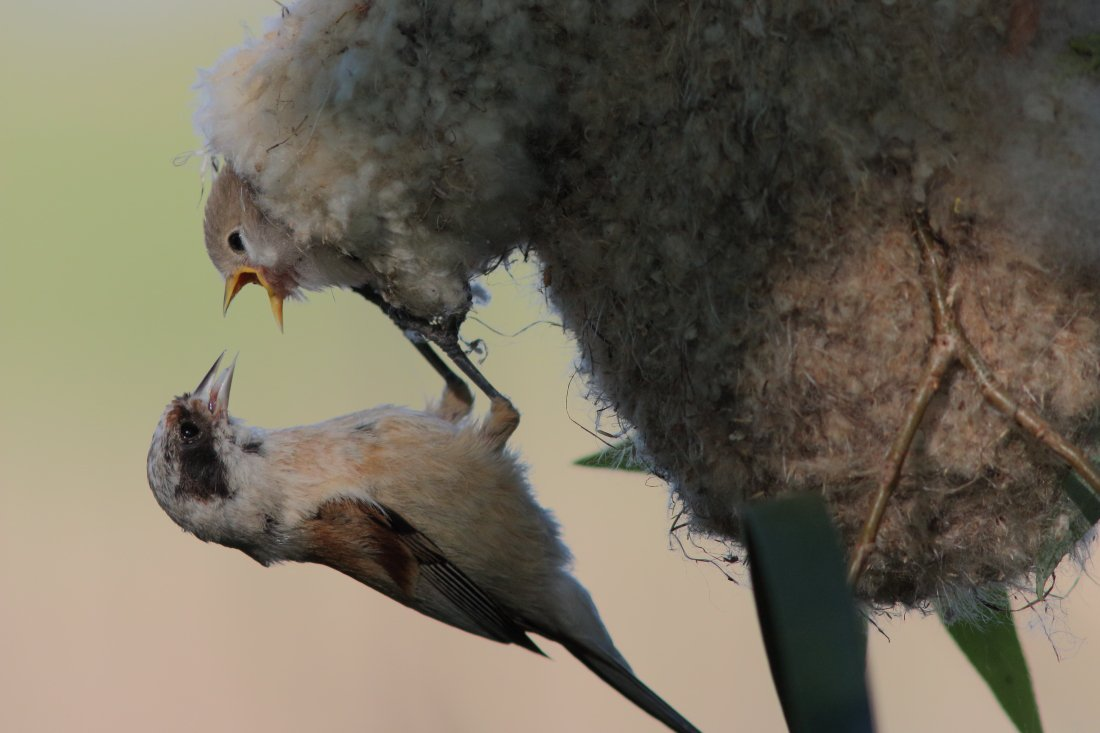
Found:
2,2 -> 1099,731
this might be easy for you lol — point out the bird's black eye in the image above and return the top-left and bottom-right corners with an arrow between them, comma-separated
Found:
227,230 -> 245,254
179,420 -> 201,443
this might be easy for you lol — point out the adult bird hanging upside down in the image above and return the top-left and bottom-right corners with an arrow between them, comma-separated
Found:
146,354 -> 700,733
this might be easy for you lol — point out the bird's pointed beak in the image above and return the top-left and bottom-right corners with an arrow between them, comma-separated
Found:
223,266 -> 285,332
193,352 -> 238,418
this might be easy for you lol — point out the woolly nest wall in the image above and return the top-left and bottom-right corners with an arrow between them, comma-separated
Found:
197,0 -> 1100,611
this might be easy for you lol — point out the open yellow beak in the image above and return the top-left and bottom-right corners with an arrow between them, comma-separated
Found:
223,266 -> 285,332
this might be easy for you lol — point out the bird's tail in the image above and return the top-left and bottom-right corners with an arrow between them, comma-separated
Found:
558,637 -> 702,733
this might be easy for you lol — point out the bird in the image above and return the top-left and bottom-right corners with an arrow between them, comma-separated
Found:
204,160 -> 515,406
195,1 -> 556,407
146,354 -> 701,733
194,0 -> 543,329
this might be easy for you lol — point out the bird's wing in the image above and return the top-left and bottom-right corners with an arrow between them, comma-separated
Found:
306,496 -> 543,654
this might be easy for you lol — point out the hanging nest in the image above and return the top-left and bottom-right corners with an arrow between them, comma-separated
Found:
530,0 -> 1100,611
197,0 -> 1100,612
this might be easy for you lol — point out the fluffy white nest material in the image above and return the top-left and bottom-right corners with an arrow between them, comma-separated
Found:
197,0 -> 1100,609
196,1 -> 551,317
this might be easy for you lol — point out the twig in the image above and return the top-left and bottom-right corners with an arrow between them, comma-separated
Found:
957,338 -> 1100,495
847,333 -> 956,585
847,211 -> 1100,587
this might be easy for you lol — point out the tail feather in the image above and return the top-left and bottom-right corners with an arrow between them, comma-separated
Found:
559,638 -> 702,733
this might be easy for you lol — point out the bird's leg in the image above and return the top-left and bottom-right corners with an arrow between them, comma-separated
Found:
411,328 -> 519,447
352,285 -> 473,421
424,319 -> 520,448
351,284 -> 518,430
435,335 -> 504,402
409,336 -> 474,422
481,396 -> 521,450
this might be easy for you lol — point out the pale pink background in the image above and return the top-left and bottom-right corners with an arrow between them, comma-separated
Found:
2,2 -> 1099,731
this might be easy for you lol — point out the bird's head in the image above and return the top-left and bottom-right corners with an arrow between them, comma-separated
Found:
204,163 -> 301,331
147,353 -> 252,542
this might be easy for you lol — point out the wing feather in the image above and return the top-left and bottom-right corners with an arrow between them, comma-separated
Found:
306,497 -> 544,655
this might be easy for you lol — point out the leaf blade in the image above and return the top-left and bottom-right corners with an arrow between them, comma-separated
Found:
941,590 -> 1043,733
573,440 -> 648,472
742,494 -> 874,733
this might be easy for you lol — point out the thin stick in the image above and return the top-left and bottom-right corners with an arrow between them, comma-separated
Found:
916,214 -> 1100,497
846,333 -> 956,585
847,212 -> 1100,588
958,338 -> 1100,494
847,217 -> 960,585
